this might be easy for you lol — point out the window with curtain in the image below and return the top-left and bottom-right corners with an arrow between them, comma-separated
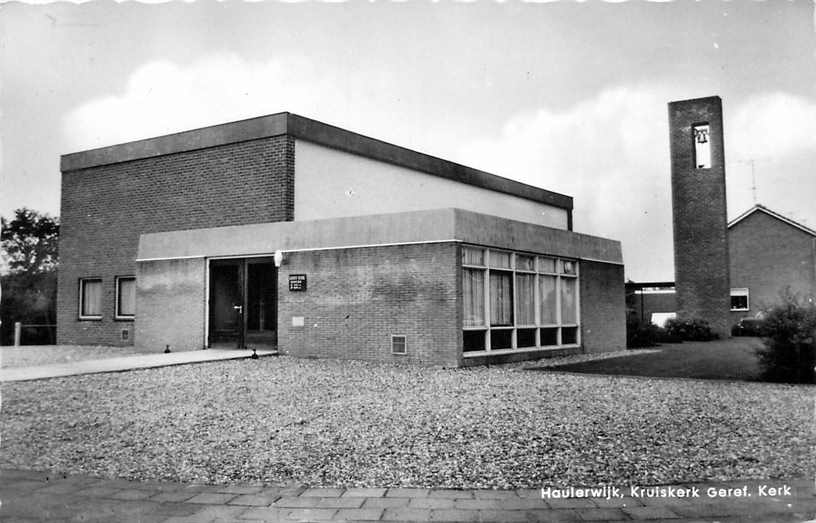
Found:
463,268 -> 485,327
540,275 -> 557,325
561,277 -> 577,324
117,277 -> 136,318
80,279 -> 102,318
516,273 -> 535,325
489,271 -> 513,326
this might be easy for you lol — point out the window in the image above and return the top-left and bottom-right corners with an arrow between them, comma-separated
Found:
79,278 -> 103,319
730,288 -> 749,311
116,276 -> 136,319
461,247 -> 581,354
391,335 -> 407,355
693,123 -> 711,169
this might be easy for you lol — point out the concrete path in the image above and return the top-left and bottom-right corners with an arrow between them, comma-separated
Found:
0,349 -> 277,382
0,469 -> 813,522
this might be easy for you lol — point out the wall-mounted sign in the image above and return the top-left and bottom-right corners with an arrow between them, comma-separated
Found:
288,274 -> 307,291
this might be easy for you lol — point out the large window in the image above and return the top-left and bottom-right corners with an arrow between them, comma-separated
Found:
462,246 -> 580,354
730,288 -> 749,312
79,278 -> 103,320
116,276 -> 136,319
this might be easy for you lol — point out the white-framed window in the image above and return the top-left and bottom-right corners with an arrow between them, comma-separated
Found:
391,335 -> 407,355
462,246 -> 580,354
115,276 -> 136,319
730,288 -> 750,312
79,278 -> 103,320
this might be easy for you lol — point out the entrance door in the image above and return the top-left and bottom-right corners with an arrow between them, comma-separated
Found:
208,258 -> 277,349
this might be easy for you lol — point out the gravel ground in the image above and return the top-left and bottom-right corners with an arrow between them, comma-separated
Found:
0,345 -> 147,368
1,356 -> 813,488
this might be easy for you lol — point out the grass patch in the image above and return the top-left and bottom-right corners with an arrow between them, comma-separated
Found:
543,338 -> 765,381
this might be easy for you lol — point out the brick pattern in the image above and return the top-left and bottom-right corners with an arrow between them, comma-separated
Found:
57,136 -> 295,346
729,210 -> 816,324
580,261 -> 626,353
277,243 -> 461,367
669,98 -> 731,337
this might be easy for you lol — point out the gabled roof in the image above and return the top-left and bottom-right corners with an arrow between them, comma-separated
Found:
728,204 -> 816,237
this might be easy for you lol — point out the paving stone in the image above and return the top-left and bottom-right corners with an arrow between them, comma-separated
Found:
274,496 -> 323,508
315,497 -> 366,509
185,492 -> 238,504
213,485 -> 264,495
227,493 -> 280,506
74,486 -> 121,498
239,507 -> 287,520
301,488 -> 345,497
381,507 -> 433,520
150,490 -> 199,503
109,488 -> 158,501
497,497 -> 549,510
31,482 -> 87,495
342,487 -> 387,497
362,496 -> 410,509
408,497 -> 456,509
516,488 -> 541,498
429,489 -> 474,499
454,499 -> 503,510
592,496 -> 646,508
332,508 -> 384,520
282,508 -> 338,520
428,508 -> 482,521
623,505 -> 682,519
473,490 -> 520,500
524,508 -> 583,521
544,497 -> 597,509
575,507 -> 629,520
385,488 -> 431,498
477,509 -> 529,522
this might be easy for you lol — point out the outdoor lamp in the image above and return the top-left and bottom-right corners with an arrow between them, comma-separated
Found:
273,250 -> 284,267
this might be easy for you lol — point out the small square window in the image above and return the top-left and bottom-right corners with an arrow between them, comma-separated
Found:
538,257 -> 556,273
489,250 -> 512,269
562,326 -> 579,345
116,276 -> 136,319
462,246 -> 484,266
516,254 -> 535,272
730,288 -> 749,311
391,335 -> 407,355
79,278 -> 103,319
463,330 -> 486,352
560,260 -> 577,275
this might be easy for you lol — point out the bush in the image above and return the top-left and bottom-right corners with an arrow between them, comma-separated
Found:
664,318 -> 718,342
756,297 -> 816,384
731,318 -> 767,337
626,317 -> 661,348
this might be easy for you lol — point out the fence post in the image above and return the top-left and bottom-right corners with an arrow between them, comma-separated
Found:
14,322 -> 22,347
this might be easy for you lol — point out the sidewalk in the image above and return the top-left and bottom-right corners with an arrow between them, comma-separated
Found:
0,469 -> 813,522
0,349 -> 277,382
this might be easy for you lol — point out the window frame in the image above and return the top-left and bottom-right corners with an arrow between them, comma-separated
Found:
730,288 -> 750,312
461,246 -> 581,356
78,278 -> 103,321
115,275 -> 136,320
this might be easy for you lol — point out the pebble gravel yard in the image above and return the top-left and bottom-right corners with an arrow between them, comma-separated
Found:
1,355 -> 814,489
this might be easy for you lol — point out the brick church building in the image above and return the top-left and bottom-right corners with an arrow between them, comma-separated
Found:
57,113 -> 625,366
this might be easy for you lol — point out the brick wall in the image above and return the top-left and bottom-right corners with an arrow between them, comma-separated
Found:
57,135 -> 295,346
669,97 -> 731,337
580,261 -> 626,353
136,258 -> 206,352
729,210 -> 816,324
277,243 -> 460,367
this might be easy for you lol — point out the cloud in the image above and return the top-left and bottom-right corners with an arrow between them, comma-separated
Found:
729,92 -> 816,160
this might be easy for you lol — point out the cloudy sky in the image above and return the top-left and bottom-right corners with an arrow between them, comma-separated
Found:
1,2 -> 814,281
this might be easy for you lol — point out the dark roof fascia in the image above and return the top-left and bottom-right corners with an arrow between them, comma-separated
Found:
728,204 -> 816,237
625,281 -> 676,290
60,112 -> 573,211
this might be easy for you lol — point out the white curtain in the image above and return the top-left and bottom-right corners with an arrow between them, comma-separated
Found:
463,269 -> 485,327
119,279 -> 136,316
489,271 -> 513,326
82,280 -> 102,316
561,278 -> 577,324
540,275 -> 557,325
516,273 -> 535,325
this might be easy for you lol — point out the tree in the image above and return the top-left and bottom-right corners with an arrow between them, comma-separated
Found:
1,208 -> 59,345
1,208 -> 59,274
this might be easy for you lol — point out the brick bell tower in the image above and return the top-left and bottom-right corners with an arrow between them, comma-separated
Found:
668,96 -> 731,338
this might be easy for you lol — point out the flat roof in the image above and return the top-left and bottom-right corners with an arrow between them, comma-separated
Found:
61,113 -> 573,210
137,208 -> 621,265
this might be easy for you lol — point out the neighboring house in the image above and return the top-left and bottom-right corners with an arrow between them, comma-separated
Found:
57,112 -> 625,366
627,204 -> 816,328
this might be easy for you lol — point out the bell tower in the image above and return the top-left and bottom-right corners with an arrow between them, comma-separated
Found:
668,96 -> 731,338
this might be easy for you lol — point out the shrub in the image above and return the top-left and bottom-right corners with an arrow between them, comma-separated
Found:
664,318 -> 718,342
626,317 -> 661,348
731,317 -> 767,337
756,297 -> 816,384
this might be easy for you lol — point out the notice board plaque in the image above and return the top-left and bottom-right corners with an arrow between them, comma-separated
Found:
288,274 -> 307,291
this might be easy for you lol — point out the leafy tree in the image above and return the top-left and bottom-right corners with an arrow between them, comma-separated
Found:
1,208 -> 59,274
1,208 -> 59,345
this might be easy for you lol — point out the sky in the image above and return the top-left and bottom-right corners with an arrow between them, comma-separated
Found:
1,1 -> 814,281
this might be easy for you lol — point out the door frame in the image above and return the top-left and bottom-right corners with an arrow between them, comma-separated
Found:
205,255 -> 278,349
